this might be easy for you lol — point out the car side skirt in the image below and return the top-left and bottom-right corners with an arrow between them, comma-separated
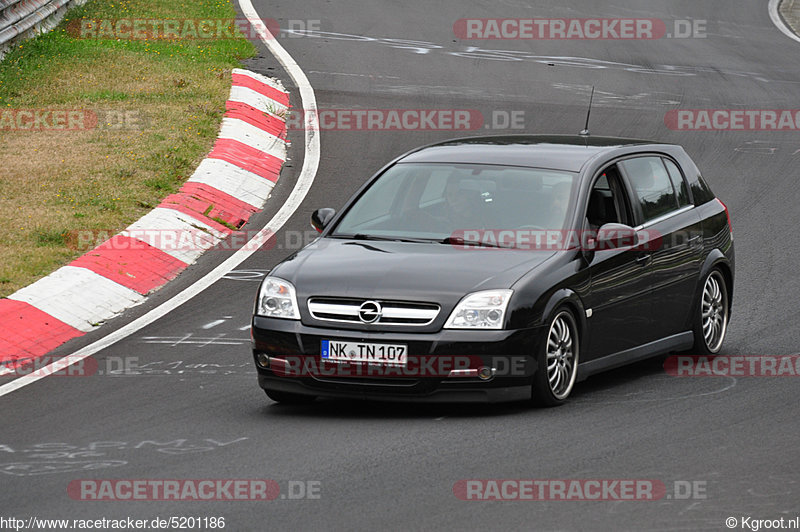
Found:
577,331 -> 693,381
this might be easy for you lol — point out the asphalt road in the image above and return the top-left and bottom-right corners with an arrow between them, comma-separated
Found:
2,0 -> 799,530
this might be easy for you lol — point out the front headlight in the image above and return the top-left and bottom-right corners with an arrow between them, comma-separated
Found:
256,277 -> 300,319
444,289 -> 513,330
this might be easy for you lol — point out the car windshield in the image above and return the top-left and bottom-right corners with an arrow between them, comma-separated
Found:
331,162 -> 579,246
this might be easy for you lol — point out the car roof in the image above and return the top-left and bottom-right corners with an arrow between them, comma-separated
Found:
399,134 -> 670,172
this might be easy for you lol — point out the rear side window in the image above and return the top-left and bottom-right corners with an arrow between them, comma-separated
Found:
689,174 -> 715,205
663,158 -> 690,207
620,157 -> 678,223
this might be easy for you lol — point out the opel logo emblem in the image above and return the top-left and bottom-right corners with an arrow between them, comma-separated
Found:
358,301 -> 382,323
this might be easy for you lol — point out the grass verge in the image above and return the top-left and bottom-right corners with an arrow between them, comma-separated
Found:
0,0 -> 257,297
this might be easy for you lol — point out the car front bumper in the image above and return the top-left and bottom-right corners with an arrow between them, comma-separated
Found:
251,316 -> 544,403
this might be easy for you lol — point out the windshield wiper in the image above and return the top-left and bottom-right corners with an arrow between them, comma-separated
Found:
335,233 -> 432,243
439,236 -> 510,249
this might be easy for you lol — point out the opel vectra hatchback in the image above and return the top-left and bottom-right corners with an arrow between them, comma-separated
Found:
251,135 -> 734,406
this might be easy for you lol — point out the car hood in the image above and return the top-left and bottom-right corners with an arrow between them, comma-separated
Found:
271,237 -> 555,303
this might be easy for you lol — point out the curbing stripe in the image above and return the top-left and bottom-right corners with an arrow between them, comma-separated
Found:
69,235 -> 188,295
0,69 -> 289,362
159,203 -> 235,236
158,183 -> 257,232
225,100 -> 287,139
122,207 -> 228,265
0,300 -> 83,361
207,138 -> 283,182
187,158 -> 276,209
228,85 -> 289,116
167,182 -> 260,230
0,0 -> 317,396
218,116 -> 287,159
8,266 -> 145,333
231,69 -> 290,107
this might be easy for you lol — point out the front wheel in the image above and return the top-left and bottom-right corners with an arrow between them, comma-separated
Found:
692,268 -> 729,355
265,389 -> 316,404
532,307 -> 580,407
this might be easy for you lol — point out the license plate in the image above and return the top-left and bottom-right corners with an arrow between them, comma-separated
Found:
321,340 -> 407,366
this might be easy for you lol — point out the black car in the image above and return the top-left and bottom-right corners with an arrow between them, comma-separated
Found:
251,135 -> 734,405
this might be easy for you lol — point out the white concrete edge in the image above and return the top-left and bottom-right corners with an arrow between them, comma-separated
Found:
0,0 -> 320,397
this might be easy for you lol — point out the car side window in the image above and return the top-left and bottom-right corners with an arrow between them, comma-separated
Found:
619,156 -> 679,223
586,165 -> 633,230
662,158 -> 690,207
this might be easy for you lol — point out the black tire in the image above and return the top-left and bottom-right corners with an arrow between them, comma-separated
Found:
691,268 -> 729,355
532,307 -> 580,407
265,389 -> 316,404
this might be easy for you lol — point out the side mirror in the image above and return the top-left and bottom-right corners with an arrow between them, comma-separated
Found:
311,208 -> 336,233
592,223 -> 639,250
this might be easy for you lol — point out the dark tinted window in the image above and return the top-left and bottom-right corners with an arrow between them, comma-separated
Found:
586,166 -> 633,229
689,174 -> 715,205
663,159 -> 689,207
674,150 -> 715,205
620,157 -> 679,223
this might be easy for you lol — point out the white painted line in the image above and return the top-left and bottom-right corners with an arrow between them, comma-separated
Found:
202,319 -> 226,329
122,207 -> 226,264
218,117 -> 287,159
0,0 -> 320,397
200,334 -> 225,348
228,85 -> 289,117
8,266 -> 144,333
188,158 -> 275,209
769,0 -> 800,44
170,333 -> 192,347
140,337 -> 247,346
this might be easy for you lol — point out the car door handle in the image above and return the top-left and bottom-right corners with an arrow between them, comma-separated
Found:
635,254 -> 652,265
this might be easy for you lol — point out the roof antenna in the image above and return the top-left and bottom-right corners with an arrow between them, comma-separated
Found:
579,86 -> 595,136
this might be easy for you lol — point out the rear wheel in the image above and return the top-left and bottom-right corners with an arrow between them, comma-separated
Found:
265,389 -> 316,404
532,307 -> 579,406
692,268 -> 729,355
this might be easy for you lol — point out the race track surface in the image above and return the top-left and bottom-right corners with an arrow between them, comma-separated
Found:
2,1 -> 799,529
